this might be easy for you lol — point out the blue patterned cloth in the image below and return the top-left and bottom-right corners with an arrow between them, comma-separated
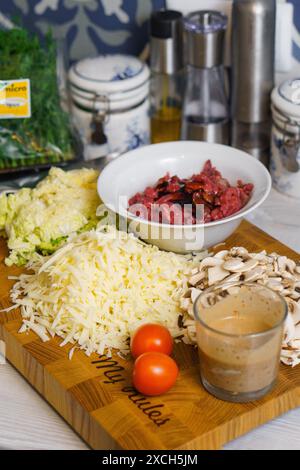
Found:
289,0 -> 300,62
0,0 -> 299,62
0,0 -> 166,60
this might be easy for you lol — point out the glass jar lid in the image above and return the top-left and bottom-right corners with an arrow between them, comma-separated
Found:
272,79 -> 300,121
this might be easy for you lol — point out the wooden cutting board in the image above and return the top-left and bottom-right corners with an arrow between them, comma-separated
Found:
0,220 -> 300,450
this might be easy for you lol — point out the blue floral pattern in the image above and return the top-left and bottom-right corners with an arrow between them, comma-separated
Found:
111,65 -> 139,81
125,119 -> 149,150
0,0 -> 166,61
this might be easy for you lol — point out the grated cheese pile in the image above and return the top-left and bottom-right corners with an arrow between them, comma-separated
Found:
7,225 -> 203,357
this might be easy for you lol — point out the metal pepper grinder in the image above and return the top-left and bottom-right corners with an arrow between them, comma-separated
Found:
231,0 -> 276,166
181,10 -> 229,144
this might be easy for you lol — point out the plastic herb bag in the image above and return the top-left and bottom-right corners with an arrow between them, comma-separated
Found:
0,27 -> 80,174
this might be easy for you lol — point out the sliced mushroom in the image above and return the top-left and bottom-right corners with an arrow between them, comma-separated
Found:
243,266 -> 266,282
214,249 -> 229,259
180,297 -> 192,310
277,256 -> 288,271
229,247 -> 249,258
234,258 -> 259,273
189,271 -> 205,286
190,288 -> 202,303
223,272 -> 241,283
200,256 -> 224,269
286,258 -> 296,273
180,246 -> 300,367
222,257 -> 245,272
208,265 -> 229,286
283,312 -> 296,344
266,279 -> 284,292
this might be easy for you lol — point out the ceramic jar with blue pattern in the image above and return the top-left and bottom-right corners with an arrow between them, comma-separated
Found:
270,79 -> 300,198
68,54 -> 150,159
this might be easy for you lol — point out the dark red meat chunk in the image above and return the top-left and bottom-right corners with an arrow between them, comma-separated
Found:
128,160 -> 253,225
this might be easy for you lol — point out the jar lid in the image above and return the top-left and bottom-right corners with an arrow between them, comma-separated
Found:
150,10 -> 182,39
272,79 -> 300,120
183,10 -> 227,34
68,54 -> 150,95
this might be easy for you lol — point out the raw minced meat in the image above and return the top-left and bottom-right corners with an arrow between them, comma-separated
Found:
128,160 -> 253,225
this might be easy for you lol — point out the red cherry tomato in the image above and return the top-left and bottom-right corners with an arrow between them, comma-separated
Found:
133,352 -> 179,396
130,323 -> 173,358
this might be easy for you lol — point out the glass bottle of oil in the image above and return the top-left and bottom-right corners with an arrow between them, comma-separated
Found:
150,10 -> 184,143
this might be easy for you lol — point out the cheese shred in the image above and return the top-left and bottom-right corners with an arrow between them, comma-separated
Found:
7,225 -> 204,356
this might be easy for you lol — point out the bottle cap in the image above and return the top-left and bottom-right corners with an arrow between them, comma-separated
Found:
150,10 -> 183,74
150,10 -> 183,39
184,10 -> 227,68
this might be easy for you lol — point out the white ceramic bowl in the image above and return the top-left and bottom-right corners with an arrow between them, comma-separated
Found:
98,141 -> 271,253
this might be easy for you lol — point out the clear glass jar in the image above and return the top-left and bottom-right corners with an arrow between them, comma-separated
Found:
150,71 -> 184,144
194,283 -> 287,402
181,65 -> 228,135
181,10 -> 229,144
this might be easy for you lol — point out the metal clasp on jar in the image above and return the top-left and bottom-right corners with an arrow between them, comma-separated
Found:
92,93 -> 110,124
278,118 -> 300,173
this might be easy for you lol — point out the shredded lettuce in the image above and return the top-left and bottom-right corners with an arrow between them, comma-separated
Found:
0,167 -> 101,266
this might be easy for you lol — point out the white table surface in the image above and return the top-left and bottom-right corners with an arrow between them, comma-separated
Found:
0,187 -> 300,450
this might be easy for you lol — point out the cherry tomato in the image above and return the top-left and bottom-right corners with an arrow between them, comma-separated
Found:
132,352 -> 179,396
130,323 -> 173,359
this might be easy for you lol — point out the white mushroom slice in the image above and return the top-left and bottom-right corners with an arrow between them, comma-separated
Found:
184,318 -> 195,327
223,272 -> 241,283
281,271 -> 295,281
187,305 -> 194,317
266,279 -> 284,292
286,259 -> 296,273
267,276 -> 283,283
282,288 -> 294,297
191,267 -> 200,275
233,258 -> 259,273
189,271 -> 206,286
199,256 -> 224,269
180,298 -> 192,310
277,256 -> 288,271
218,280 -> 241,291
249,251 -> 268,263
180,247 -> 300,367
208,265 -> 229,286
283,312 -> 296,344
214,250 -> 229,259
290,292 -> 300,301
243,266 -> 265,282
222,257 -> 245,272
294,323 -> 300,338
190,288 -> 202,303
289,339 -> 300,349
285,298 -> 300,323
272,259 -> 279,273
281,349 -> 300,367
230,246 -> 249,258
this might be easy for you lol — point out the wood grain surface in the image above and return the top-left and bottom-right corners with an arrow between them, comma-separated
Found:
0,220 -> 300,450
